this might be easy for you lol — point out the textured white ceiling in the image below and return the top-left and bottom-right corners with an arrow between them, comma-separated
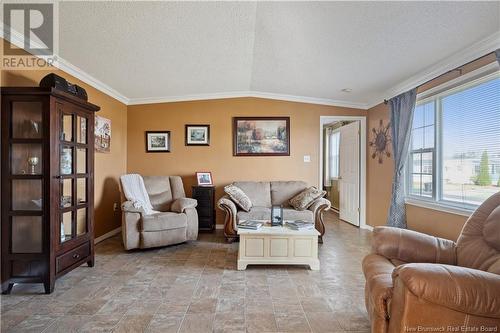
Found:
56,1 -> 499,107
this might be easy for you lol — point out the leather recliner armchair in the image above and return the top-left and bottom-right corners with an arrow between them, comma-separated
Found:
363,192 -> 500,332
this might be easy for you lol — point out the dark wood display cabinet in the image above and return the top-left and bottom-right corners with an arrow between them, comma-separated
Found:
1,87 -> 100,294
192,186 -> 216,231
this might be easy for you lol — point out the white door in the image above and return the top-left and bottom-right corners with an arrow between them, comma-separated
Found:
339,122 -> 360,226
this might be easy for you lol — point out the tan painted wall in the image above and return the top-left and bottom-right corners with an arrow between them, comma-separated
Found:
127,98 -> 366,225
366,103 -> 395,230
366,102 -> 468,241
1,45 -> 127,237
406,205 -> 467,241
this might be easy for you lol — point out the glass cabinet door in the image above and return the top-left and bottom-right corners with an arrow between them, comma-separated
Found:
10,101 -> 44,254
59,109 -> 90,244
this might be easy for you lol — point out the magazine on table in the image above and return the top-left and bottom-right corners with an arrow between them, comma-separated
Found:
287,220 -> 315,230
238,220 -> 263,230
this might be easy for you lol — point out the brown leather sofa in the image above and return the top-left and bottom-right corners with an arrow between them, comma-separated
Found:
363,192 -> 500,332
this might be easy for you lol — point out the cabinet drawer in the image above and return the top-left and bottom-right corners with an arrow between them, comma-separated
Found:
56,242 -> 90,273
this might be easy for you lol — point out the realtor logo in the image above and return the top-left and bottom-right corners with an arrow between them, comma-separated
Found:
3,3 -> 54,56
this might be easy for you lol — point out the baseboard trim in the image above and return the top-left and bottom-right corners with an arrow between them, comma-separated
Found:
95,227 -> 121,244
360,224 -> 374,231
215,224 -> 224,230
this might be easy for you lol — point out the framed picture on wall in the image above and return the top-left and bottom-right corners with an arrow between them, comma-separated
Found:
233,117 -> 290,156
185,124 -> 210,146
95,115 -> 111,153
146,131 -> 171,152
196,172 -> 213,186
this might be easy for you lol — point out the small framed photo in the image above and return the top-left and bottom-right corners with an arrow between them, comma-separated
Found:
196,172 -> 213,186
185,124 -> 210,146
146,131 -> 170,152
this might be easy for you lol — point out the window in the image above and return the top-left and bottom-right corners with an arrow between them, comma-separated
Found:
324,128 -> 340,186
406,67 -> 500,211
408,101 -> 435,198
328,131 -> 340,179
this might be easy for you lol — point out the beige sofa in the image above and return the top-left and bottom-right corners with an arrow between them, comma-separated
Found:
120,176 -> 198,250
217,181 -> 331,243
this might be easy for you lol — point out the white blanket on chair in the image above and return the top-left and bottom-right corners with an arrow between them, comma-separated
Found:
120,174 -> 157,215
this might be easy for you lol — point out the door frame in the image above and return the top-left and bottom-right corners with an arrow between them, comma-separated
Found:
319,116 -> 368,230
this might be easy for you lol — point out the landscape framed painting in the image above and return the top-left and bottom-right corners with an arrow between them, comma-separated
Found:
185,124 -> 210,146
233,117 -> 290,156
146,131 -> 171,152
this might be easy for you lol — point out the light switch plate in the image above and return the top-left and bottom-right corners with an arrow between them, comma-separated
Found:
303,155 -> 311,163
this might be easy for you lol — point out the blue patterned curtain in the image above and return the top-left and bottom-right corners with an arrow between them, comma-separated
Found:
387,89 -> 417,228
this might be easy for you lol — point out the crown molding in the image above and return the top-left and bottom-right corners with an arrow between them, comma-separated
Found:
1,25 -> 130,105
55,58 -> 129,104
249,91 -> 369,109
128,91 -> 369,109
127,91 -> 252,105
367,31 -> 500,109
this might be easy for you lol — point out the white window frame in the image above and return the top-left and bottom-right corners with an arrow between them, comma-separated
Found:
328,129 -> 341,180
405,63 -> 500,215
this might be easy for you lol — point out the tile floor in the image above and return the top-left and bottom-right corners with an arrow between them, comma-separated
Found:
1,211 -> 372,332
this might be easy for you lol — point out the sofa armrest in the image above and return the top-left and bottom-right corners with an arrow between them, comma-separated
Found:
184,206 -> 199,240
372,226 -> 456,265
121,200 -> 146,214
393,263 -> 500,318
308,197 -> 331,215
308,197 -> 330,241
121,202 -> 142,250
171,198 -> 197,213
217,195 -> 238,242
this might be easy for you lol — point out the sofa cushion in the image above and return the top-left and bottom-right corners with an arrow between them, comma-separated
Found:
224,184 -> 252,212
289,187 -> 326,211
237,207 -> 270,221
283,208 -> 313,222
271,181 -> 308,207
144,176 -> 173,211
233,181 -> 271,207
169,176 -> 186,200
141,212 -> 187,232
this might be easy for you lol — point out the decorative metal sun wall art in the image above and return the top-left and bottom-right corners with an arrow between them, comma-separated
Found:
369,119 -> 391,164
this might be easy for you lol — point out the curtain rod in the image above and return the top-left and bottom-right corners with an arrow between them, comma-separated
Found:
383,51 -> 496,105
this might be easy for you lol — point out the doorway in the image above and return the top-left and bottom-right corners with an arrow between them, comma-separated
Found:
319,116 -> 367,229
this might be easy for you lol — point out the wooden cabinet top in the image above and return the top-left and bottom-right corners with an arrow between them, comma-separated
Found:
1,87 -> 100,112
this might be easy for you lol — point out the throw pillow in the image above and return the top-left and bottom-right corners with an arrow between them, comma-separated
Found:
224,184 -> 252,212
289,186 -> 326,211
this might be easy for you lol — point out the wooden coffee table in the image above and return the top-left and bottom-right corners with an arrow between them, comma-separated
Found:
237,221 -> 320,270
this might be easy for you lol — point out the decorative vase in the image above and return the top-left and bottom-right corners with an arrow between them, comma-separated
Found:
27,156 -> 39,174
